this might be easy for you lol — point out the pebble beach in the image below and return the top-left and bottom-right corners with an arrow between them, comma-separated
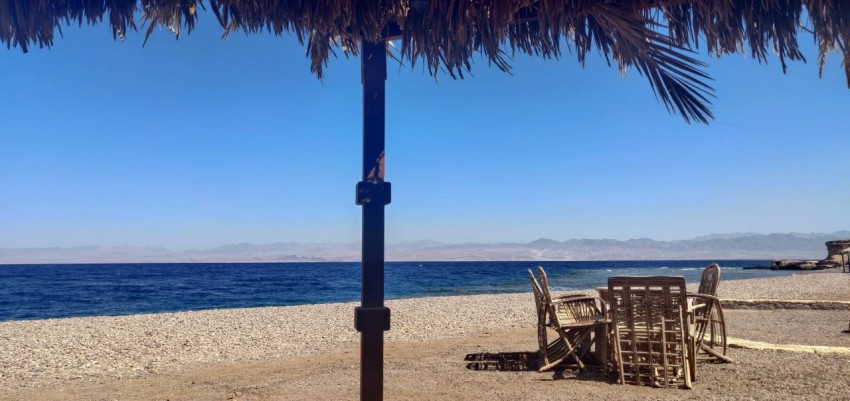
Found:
2,269 -> 850,400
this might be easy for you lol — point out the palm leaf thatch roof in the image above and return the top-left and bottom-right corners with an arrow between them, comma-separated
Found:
2,1 -> 848,124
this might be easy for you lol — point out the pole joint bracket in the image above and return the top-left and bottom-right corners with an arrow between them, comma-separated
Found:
355,306 -> 391,332
356,181 -> 391,205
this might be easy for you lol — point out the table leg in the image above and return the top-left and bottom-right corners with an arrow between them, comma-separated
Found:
594,323 -> 609,372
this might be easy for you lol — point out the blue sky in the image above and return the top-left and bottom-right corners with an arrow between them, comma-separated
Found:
1,13 -> 848,250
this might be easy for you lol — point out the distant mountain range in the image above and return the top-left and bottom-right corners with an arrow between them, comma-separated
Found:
2,231 -> 848,264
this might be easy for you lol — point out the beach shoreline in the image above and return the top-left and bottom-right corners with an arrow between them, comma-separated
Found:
2,270 -> 849,400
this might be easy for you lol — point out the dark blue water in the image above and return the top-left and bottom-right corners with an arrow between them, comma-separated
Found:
0,260 -> 789,321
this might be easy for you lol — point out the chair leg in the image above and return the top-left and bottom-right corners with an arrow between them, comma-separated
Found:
612,325 -> 625,385
539,328 -> 591,371
538,337 -> 563,371
559,329 -> 588,370
700,344 -> 734,363
537,322 -> 550,369
594,323 -> 609,372
697,303 -> 733,363
539,334 -> 580,372
687,335 -> 696,384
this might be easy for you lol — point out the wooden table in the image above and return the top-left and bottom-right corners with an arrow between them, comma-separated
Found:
588,287 -> 613,370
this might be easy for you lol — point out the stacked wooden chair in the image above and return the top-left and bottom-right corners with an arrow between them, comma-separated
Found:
607,265 -> 734,389
608,276 -> 693,388
687,263 -> 732,363
529,267 -> 609,372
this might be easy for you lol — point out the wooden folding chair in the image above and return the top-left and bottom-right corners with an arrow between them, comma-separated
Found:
529,267 -> 608,372
608,276 -> 692,389
688,264 -> 732,364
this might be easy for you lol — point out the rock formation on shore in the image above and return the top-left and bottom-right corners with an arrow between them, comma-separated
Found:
771,240 -> 850,270
824,240 -> 850,265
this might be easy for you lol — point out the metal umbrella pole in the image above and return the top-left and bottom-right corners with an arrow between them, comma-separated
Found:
355,39 -> 391,401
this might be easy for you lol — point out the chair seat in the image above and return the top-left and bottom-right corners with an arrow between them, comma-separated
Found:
550,315 -> 610,329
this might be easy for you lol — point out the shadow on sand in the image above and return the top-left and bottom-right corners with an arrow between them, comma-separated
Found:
464,351 -> 539,371
464,351 -> 614,382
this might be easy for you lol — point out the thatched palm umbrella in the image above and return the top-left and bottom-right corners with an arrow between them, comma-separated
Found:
3,1 -> 848,399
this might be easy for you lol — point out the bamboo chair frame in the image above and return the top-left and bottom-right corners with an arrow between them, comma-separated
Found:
687,264 -> 732,364
529,267 -> 609,372
538,267 -> 611,369
608,276 -> 693,389
529,269 -> 578,371
696,263 -> 720,296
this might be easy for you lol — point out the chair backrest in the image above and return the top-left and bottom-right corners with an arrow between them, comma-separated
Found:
536,266 -> 568,325
536,266 -> 555,306
697,263 -> 721,296
528,269 -> 545,318
608,276 -> 691,389
539,266 -> 604,325
691,264 -> 729,361
528,269 -> 551,366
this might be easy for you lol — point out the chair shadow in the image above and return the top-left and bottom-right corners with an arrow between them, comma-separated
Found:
464,351 -> 538,372
464,351 -> 614,382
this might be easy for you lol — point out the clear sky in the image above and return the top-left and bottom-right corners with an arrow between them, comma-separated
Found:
1,13 -> 848,250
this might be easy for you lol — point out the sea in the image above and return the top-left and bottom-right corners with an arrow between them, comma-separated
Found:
0,260 -> 792,322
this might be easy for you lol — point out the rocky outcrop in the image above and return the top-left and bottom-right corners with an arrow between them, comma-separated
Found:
770,259 -> 820,270
771,239 -> 850,270
824,240 -> 850,266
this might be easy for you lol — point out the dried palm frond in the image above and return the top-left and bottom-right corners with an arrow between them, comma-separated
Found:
1,1 -> 848,123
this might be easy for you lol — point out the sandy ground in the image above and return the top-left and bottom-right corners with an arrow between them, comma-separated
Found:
2,269 -> 849,400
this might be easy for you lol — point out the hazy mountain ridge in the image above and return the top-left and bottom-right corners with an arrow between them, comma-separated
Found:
2,231 -> 847,264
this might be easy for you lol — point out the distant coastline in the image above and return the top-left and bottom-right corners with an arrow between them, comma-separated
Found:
1,231 -> 847,264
